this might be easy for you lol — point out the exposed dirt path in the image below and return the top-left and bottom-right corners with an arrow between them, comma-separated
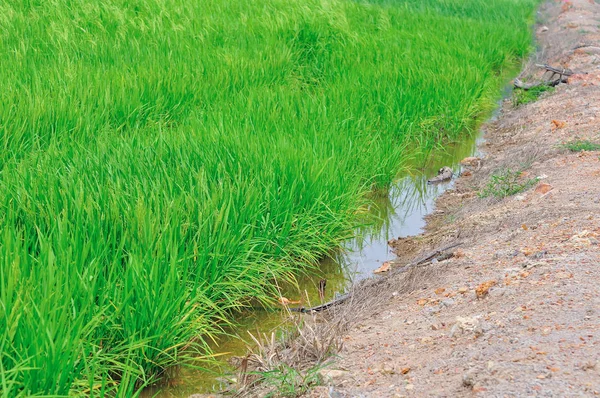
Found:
308,0 -> 600,396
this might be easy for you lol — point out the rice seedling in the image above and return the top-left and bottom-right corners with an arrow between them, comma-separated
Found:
0,0 -> 537,394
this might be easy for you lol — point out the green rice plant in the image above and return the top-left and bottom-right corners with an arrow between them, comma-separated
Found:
0,0 -> 538,394
259,363 -> 325,398
512,85 -> 554,106
560,139 -> 600,152
479,169 -> 538,199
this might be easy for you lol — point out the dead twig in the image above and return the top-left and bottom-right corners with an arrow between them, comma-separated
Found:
514,77 -> 563,90
514,63 -> 582,90
289,241 -> 463,313
534,63 -> 574,76
289,293 -> 350,313
407,241 -> 463,267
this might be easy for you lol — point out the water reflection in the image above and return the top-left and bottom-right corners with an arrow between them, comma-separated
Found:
340,131 -> 483,280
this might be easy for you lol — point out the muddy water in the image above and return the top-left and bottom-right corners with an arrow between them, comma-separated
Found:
144,126 -> 489,397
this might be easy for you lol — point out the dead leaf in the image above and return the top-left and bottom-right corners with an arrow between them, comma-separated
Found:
548,366 -> 560,372
458,287 -> 469,294
535,182 -> 553,194
551,120 -> 566,129
278,297 -> 301,306
374,261 -> 391,274
460,156 -> 481,166
475,280 -> 496,299
434,287 -> 446,295
453,249 -> 465,258
401,367 -> 411,374
555,271 -> 573,279
417,298 -> 428,306
521,247 -> 536,256
521,224 -> 529,230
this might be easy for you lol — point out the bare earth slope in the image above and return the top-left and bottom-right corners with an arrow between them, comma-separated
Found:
318,0 -> 600,396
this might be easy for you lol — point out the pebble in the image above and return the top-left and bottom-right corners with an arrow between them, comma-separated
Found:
441,299 -> 455,307
380,364 -> 395,375
423,306 -> 441,316
319,369 -> 349,383
462,370 -> 477,387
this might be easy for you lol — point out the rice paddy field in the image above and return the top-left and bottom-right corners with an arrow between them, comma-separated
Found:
1,0 -> 537,395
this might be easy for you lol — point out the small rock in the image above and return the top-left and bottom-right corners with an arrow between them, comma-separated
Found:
451,316 -> 481,337
423,306 -> 441,316
580,361 -> 597,371
515,195 -> 526,201
540,25 -> 549,32
319,369 -> 349,383
462,370 -> 477,388
405,384 -> 414,391
431,323 -> 443,330
441,299 -> 455,307
458,287 -> 469,294
421,336 -> 433,344
489,287 -> 506,298
531,250 -> 547,259
380,364 -> 396,375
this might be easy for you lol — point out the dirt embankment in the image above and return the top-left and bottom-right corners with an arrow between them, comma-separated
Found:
309,0 -> 600,396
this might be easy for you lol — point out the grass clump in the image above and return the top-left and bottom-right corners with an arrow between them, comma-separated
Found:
560,139 -> 600,152
258,364 -> 324,398
479,169 -> 538,198
512,85 -> 554,106
0,0 -> 538,394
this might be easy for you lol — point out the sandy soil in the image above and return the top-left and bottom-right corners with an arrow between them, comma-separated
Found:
307,0 -> 600,396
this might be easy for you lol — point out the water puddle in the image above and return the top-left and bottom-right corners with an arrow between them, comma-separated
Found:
144,109 -> 500,396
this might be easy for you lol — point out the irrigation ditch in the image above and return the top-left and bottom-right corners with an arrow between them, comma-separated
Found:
143,101 -> 505,396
